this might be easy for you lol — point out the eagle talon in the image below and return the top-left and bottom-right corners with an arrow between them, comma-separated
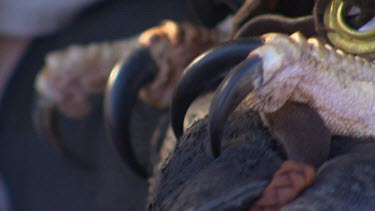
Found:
32,96 -> 96,170
208,55 -> 264,157
170,38 -> 264,139
151,1 -> 375,210
105,47 -> 158,178
32,96 -> 62,154
106,21 -> 220,177
208,31 -> 375,157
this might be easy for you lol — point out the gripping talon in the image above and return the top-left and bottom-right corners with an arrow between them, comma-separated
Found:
170,38 -> 263,139
105,47 -> 158,178
208,31 -> 375,157
208,55 -> 264,157
32,97 -> 95,170
32,97 -> 63,154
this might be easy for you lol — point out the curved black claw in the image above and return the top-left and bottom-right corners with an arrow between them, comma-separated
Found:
208,55 -> 264,157
105,47 -> 158,178
32,97 -> 94,169
32,97 -> 62,154
170,38 -> 263,139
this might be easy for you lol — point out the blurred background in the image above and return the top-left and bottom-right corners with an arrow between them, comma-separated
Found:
0,0 -> 210,210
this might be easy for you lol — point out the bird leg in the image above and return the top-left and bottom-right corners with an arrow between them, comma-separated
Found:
170,37 -> 264,138
33,20 -> 218,176
33,37 -> 140,169
105,20 -> 219,177
208,31 -> 375,208
209,31 -> 375,157
169,30 -> 374,208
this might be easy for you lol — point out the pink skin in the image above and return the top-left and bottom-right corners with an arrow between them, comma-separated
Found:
249,160 -> 316,211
